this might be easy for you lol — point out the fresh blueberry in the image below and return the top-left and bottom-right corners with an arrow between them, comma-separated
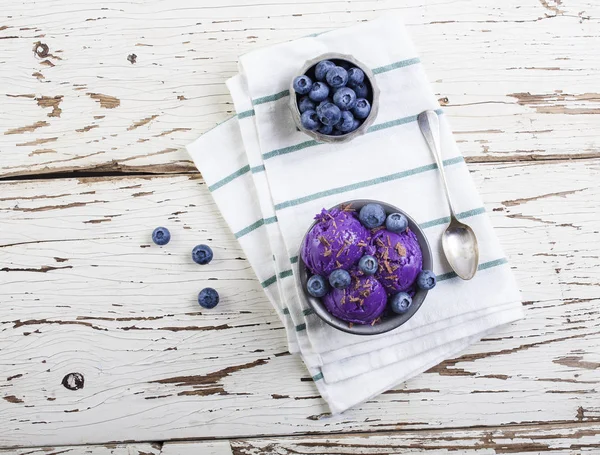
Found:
298,96 -> 315,114
390,292 -> 412,314
315,60 -> 336,81
152,227 -> 170,245
349,81 -> 369,99
325,66 -> 348,88
300,109 -> 320,130
417,270 -> 436,290
359,203 -> 386,229
307,274 -> 329,297
192,244 -> 213,265
329,269 -> 351,289
316,102 -> 342,126
293,75 -> 313,95
198,287 -> 219,309
308,82 -> 330,102
358,255 -> 378,275
335,110 -> 355,133
352,98 -> 371,119
333,87 -> 357,111
386,213 -> 408,233
347,67 -> 365,86
350,119 -> 361,132
318,124 -> 334,135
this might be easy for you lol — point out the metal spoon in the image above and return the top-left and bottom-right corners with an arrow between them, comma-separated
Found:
417,110 -> 479,280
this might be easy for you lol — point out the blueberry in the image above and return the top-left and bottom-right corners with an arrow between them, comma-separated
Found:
315,60 -> 335,81
152,227 -> 170,245
390,292 -> 412,314
329,269 -> 351,289
307,274 -> 329,297
298,96 -> 315,114
325,66 -> 348,88
335,110 -> 355,133
417,270 -> 436,290
300,109 -> 320,130
386,213 -> 408,233
308,82 -> 330,102
358,255 -> 378,275
318,124 -> 334,135
333,87 -> 357,111
192,244 -> 213,265
349,81 -> 369,99
198,287 -> 219,309
316,102 -> 342,126
293,75 -> 313,95
350,119 -> 361,132
347,67 -> 365,86
359,203 -> 386,229
352,98 -> 371,119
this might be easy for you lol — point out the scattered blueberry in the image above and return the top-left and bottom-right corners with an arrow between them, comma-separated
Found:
192,244 -> 213,265
359,203 -> 386,229
198,287 -> 219,309
349,81 -> 368,99
315,60 -> 335,81
300,109 -> 320,130
390,292 -> 412,314
308,82 -> 330,102
350,119 -> 361,132
293,75 -> 312,95
318,124 -> 334,135
307,275 -> 329,297
336,110 -> 355,133
352,98 -> 371,119
152,227 -> 170,246
347,67 -> 365,86
358,255 -> 378,275
417,270 -> 436,290
329,269 -> 351,289
325,66 -> 348,88
298,96 -> 315,114
386,213 -> 408,233
316,101 -> 342,126
333,87 -> 357,111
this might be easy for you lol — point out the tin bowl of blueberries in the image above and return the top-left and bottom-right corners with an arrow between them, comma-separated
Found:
289,53 -> 380,144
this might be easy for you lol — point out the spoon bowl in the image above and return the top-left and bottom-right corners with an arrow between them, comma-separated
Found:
442,218 -> 479,280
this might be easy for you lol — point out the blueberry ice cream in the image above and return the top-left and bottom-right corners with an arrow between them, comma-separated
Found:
369,228 -> 423,294
322,269 -> 387,324
301,207 -> 369,276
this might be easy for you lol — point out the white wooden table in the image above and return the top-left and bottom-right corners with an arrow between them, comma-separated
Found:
1,0 -> 599,453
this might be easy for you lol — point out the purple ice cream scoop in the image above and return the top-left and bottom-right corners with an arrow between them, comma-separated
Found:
369,228 -> 423,294
322,269 -> 387,324
301,208 -> 370,276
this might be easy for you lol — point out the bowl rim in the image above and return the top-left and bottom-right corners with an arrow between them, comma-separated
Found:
288,52 -> 380,144
298,199 -> 433,336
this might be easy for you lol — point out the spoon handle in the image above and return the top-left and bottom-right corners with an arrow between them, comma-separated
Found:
417,110 -> 457,218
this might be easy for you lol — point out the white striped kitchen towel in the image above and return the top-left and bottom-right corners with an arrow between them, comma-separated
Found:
187,14 -> 524,413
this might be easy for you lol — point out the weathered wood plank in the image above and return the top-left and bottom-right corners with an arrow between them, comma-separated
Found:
1,158 -> 599,447
1,0 -> 599,178
0,443 -> 161,454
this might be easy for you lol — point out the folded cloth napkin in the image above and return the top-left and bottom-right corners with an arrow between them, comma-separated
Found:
187,14 -> 524,413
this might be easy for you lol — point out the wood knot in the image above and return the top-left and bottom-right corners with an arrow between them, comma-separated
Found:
127,53 -> 137,64
33,41 -> 49,58
62,372 -> 84,391
438,97 -> 449,106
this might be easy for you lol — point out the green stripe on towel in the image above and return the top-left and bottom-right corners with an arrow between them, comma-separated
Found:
252,90 -> 290,106
237,109 -> 255,119
208,165 -> 251,192
274,156 -> 464,211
